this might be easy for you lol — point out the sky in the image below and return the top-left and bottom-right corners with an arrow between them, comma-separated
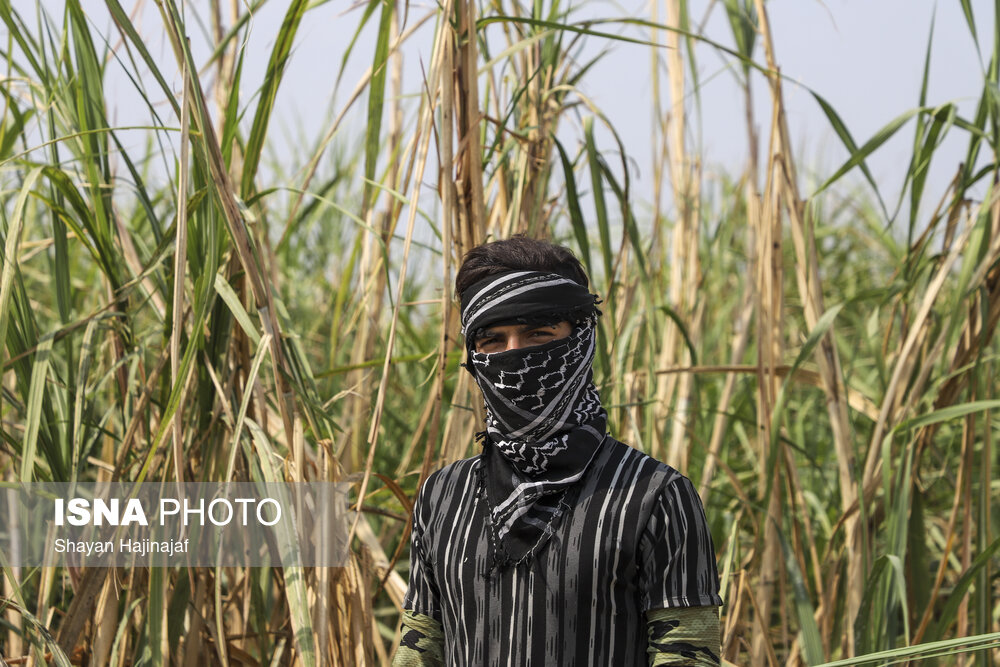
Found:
14,0 -> 998,226
283,0 -> 992,210
576,0 -> 992,215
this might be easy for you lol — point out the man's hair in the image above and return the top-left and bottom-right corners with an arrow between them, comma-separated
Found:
455,236 -> 589,295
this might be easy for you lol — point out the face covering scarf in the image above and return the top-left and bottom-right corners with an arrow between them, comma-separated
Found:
460,270 -> 608,568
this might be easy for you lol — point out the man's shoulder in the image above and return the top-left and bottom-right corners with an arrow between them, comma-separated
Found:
598,437 -> 687,491
594,438 -> 711,530
412,455 -> 483,527
421,454 -> 483,492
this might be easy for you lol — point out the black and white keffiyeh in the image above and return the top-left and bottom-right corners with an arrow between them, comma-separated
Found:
459,270 -> 607,567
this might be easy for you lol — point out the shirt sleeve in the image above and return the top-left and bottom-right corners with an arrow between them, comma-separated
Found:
401,475 -> 442,619
395,476 -> 446,664
639,474 -> 724,610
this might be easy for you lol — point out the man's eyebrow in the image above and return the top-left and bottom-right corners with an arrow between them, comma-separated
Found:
476,323 -> 554,339
476,327 -> 507,339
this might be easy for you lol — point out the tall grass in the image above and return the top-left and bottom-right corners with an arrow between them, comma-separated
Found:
0,0 -> 997,665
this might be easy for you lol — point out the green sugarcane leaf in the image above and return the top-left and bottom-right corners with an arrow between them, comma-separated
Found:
241,0 -> 310,197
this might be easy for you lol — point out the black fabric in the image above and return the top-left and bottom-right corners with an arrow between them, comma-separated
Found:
458,270 -> 606,567
401,438 -> 724,666
458,270 -> 599,353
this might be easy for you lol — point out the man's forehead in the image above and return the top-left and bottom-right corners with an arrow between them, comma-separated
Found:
478,321 -> 559,334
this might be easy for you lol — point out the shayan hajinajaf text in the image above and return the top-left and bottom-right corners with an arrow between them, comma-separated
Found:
53,497 -> 282,527
53,538 -> 190,557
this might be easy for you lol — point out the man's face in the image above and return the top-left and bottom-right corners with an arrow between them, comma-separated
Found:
473,321 -> 572,354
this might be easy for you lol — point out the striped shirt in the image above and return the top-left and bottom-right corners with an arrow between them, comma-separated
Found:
403,437 -> 723,665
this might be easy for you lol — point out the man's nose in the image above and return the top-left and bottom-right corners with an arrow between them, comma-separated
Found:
505,335 -> 525,351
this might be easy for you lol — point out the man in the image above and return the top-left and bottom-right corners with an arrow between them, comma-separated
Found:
393,237 -> 723,666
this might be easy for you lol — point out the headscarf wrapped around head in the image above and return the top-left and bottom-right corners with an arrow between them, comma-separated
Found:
459,270 -> 600,354
458,270 -> 607,568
